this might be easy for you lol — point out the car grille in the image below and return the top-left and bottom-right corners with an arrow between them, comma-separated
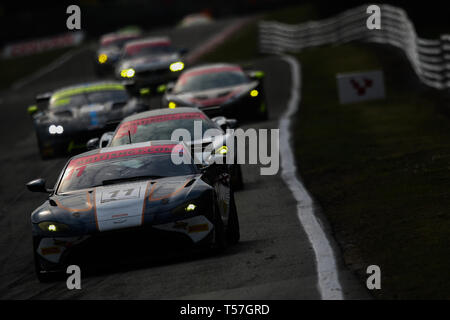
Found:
65,226 -> 194,266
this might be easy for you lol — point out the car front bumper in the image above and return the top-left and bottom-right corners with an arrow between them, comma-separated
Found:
33,215 -> 214,272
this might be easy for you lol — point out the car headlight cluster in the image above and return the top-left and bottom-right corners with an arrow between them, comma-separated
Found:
216,145 -> 228,155
120,68 -> 135,78
98,54 -> 108,64
172,202 -> 199,216
185,203 -> 197,212
38,221 -> 69,232
169,61 -> 184,72
48,124 -> 64,135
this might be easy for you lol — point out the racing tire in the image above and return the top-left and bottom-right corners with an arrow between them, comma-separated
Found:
36,136 -> 51,160
212,202 -> 227,252
33,238 -> 60,283
258,99 -> 269,121
231,164 -> 244,191
226,192 -> 240,245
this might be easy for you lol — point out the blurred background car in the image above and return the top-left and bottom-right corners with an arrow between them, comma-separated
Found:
160,63 -> 267,120
115,37 -> 188,91
87,107 -> 243,189
28,81 -> 149,159
95,29 -> 142,76
178,12 -> 213,28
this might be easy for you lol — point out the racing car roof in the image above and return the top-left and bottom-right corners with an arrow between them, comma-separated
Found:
120,107 -> 206,123
50,81 -> 125,100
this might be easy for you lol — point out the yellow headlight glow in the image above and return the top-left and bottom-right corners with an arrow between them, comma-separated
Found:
217,145 -> 228,155
38,221 -> 69,232
168,101 -> 177,109
120,68 -> 135,78
170,61 -> 184,72
250,89 -> 259,97
98,54 -> 108,64
126,68 -> 135,77
185,204 -> 197,212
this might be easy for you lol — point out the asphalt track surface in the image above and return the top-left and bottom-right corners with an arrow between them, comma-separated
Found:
0,18 -> 368,299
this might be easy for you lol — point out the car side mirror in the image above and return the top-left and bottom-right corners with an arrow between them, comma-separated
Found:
205,153 -> 226,166
27,105 -> 39,116
212,116 -> 237,130
26,178 -> 52,193
86,137 -> 100,150
226,119 -> 237,129
248,70 -> 265,81
157,82 -> 175,94
139,87 -> 151,96
100,132 -> 114,148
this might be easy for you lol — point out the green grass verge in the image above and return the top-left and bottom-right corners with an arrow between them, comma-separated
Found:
294,43 -> 450,299
202,3 -> 450,299
0,47 -> 71,90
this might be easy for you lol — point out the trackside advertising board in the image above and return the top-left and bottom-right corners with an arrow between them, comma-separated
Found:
336,70 -> 386,104
2,32 -> 84,59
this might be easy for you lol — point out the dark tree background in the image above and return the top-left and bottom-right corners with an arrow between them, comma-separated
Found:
1,0 -> 448,46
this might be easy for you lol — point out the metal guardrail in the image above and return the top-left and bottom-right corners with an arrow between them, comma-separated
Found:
259,4 -> 450,90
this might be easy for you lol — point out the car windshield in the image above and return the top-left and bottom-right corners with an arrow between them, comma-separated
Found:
58,146 -> 195,193
110,112 -> 218,147
174,70 -> 249,93
49,88 -> 129,109
124,44 -> 175,58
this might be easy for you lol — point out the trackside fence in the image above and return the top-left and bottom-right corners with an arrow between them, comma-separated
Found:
259,4 -> 450,90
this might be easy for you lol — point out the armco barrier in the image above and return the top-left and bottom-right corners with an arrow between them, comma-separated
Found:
259,4 -> 450,90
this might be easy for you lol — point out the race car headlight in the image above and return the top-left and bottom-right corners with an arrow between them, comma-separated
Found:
49,124 -> 64,135
172,202 -> 200,217
168,101 -> 177,109
169,61 -> 184,72
185,203 -> 197,212
38,221 -> 69,233
250,89 -> 259,97
120,68 -> 135,78
98,54 -> 108,64
216,145 -> 228,155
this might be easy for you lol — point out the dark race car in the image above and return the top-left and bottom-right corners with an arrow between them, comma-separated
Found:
27,81 -> 149,159
26,140 -> 239,282
160,63 -> 267,120
115,37 -> 187,90
86,107 -> 243,189
95,31 -> 141,76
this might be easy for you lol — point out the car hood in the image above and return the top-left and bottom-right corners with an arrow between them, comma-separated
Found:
169,82 -> 258,107
32,174 -> 208,233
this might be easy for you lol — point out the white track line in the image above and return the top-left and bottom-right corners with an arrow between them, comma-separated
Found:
185,17 -> 255,64
11,46 -> 91,91
280,55 -> 343,300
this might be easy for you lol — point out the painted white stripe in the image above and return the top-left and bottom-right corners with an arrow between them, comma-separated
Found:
279,55 -> 343,300
11,46 -> 91,90
185,17 -> 256,64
